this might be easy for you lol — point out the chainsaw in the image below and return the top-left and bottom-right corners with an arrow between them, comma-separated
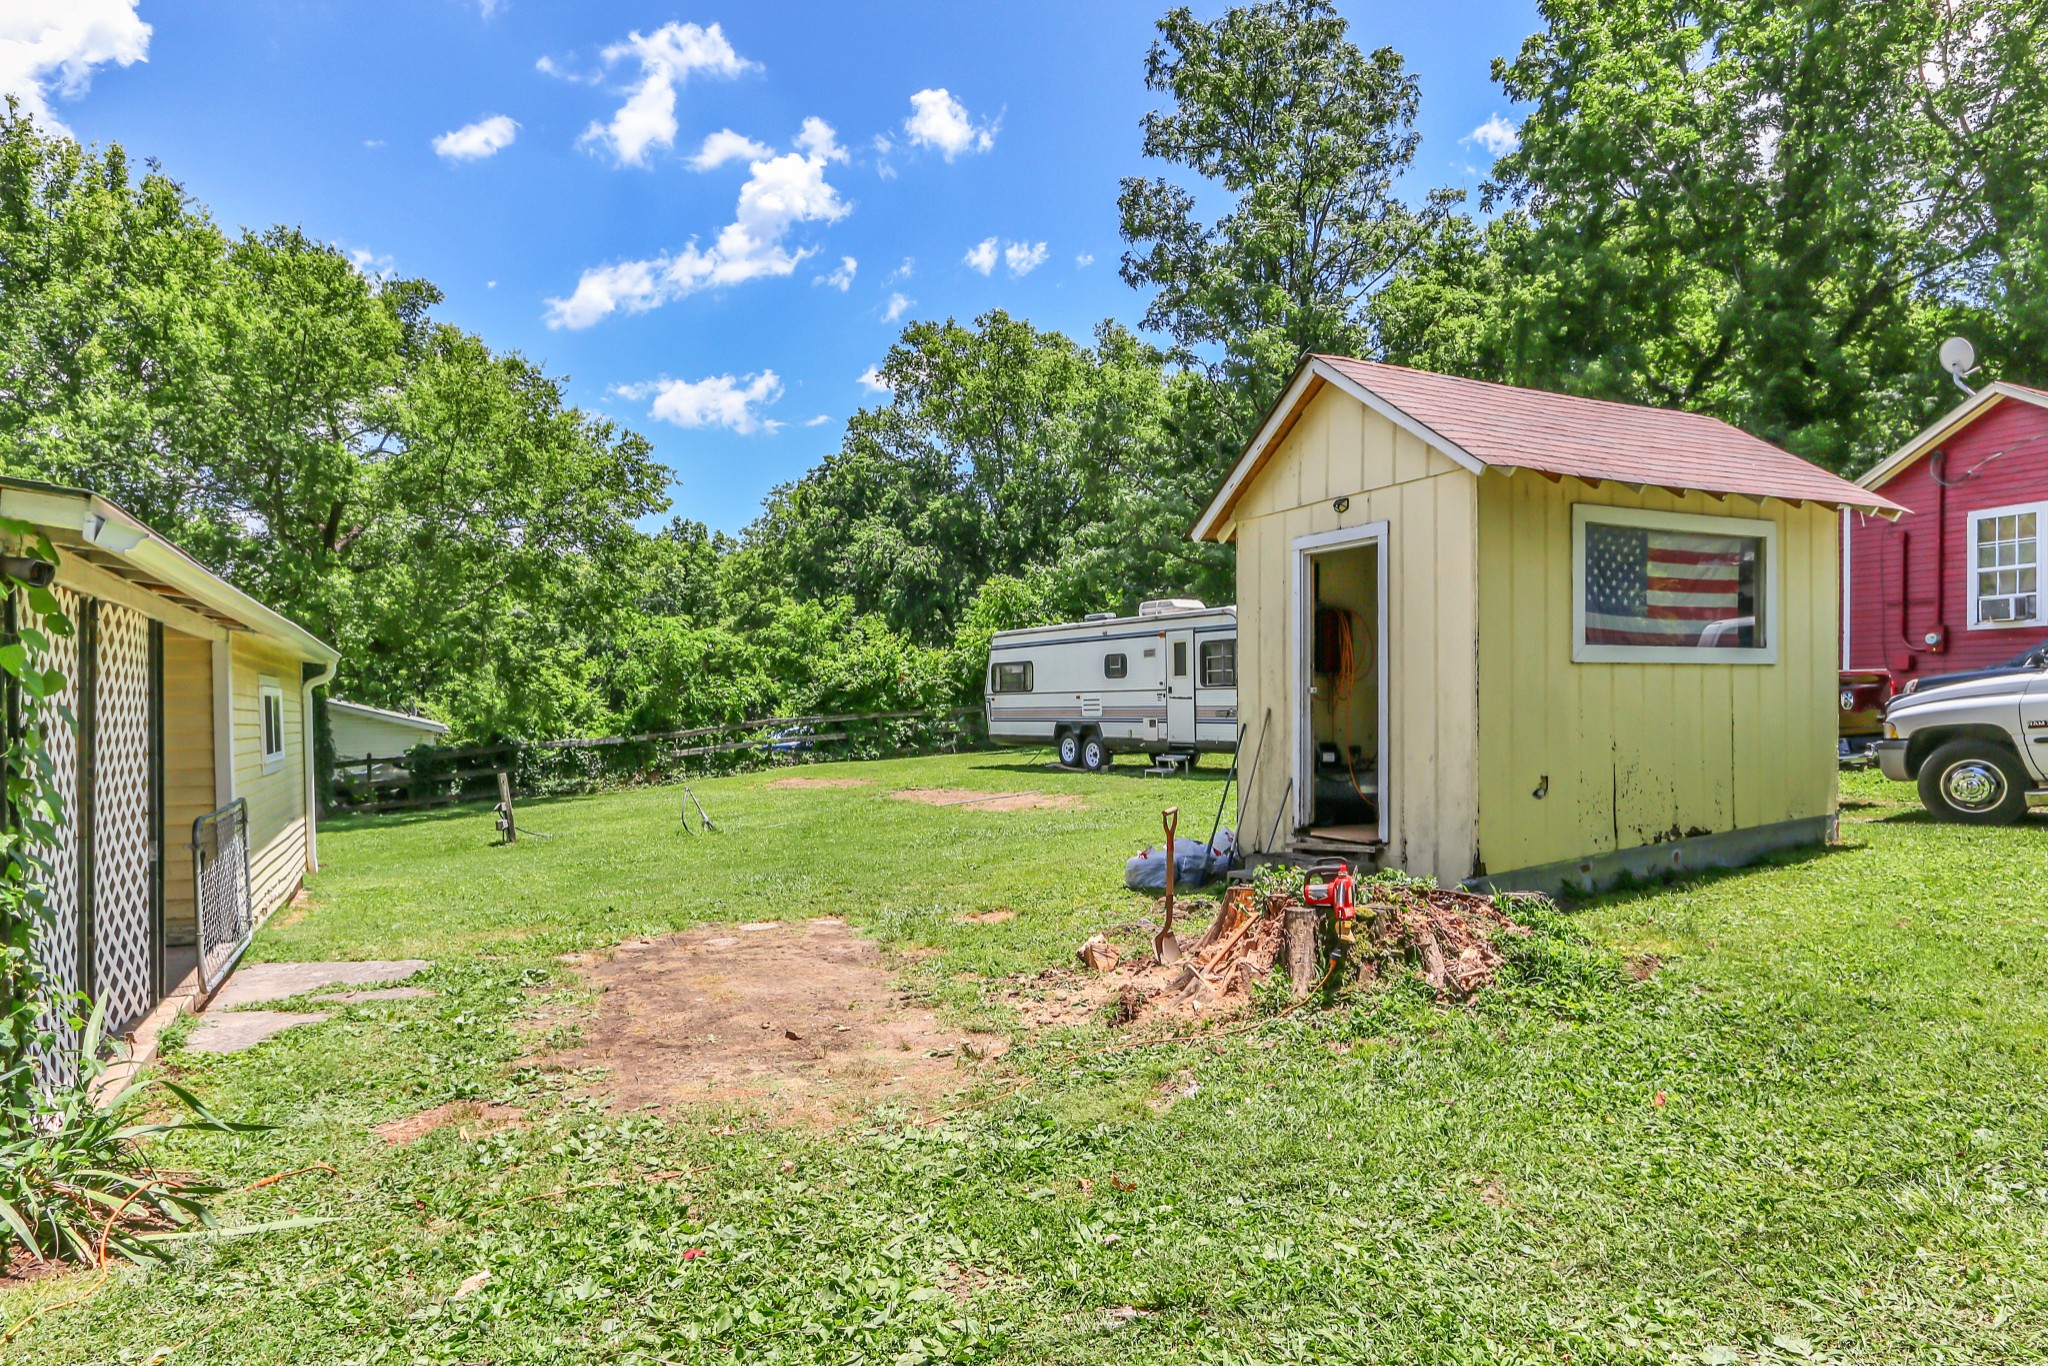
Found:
1302,859 -> 1357,943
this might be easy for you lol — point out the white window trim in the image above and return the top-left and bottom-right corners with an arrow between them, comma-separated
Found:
259,675 -> 287,770
1571,504 -> 1780,665
1964,500 -> 2046,631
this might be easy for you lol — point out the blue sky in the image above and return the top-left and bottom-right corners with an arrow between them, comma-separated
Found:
12,1 -> 1539,533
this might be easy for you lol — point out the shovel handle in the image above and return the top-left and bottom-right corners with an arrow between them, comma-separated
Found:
1162,806 -> 1179,925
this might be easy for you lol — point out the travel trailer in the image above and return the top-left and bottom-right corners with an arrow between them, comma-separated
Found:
984,600 -> 1239,770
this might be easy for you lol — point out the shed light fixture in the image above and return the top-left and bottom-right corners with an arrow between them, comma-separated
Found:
1332,496 -> 1351,514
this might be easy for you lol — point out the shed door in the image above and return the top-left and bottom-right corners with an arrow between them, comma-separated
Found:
1165,628 -> 1195,743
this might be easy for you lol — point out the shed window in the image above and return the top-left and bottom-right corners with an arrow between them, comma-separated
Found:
1968,504 -> 2043,628
991,660 -> 1034,693
1104,653 -> 1128,679
1571,506 -> 1776,663
259,676 -> 287,767
1199,638 -> 1236,688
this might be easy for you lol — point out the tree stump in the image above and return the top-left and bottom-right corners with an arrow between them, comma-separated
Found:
1284,907 -> 1320,998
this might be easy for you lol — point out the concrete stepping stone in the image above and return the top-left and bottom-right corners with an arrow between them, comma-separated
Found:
184,1010 -> 331,1054
181,961 -> 431,1054
311,986 -> 437,1004
206,960 -> 430,1011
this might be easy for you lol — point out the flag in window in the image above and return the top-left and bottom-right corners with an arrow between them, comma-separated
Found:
1585,523 -> 1756,647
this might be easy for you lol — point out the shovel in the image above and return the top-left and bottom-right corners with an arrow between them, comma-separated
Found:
1154,806 -> 1184,967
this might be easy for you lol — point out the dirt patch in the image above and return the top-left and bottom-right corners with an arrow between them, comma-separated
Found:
539,919 -> 1008,1126
767,776 -> 873,790
889,787 -> 1083,812
1624,953 -> 1662,981
372,1100 -> 525,1146
961,909 -> 1015,924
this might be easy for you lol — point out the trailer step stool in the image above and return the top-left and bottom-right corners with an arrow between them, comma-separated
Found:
1144,752 -> 1196,777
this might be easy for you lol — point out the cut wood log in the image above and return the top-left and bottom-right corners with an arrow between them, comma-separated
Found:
1285,907 -> 1320,998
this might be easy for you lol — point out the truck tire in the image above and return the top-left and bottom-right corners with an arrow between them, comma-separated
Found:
1917,739 -> 2031,825
1081,732 -> 1112,772
1056,728 -> 1082,769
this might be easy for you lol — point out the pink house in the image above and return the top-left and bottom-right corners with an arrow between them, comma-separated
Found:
1845,382 -> 2048,679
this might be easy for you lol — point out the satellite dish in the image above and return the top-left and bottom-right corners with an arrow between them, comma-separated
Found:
1939,336 -> 1977,379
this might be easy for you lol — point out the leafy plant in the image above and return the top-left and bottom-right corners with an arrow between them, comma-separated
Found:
1249,862 -> 1306,900
1,1002 -> 264,1268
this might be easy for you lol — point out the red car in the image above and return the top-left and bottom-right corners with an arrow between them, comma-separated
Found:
1838,668 -> 1893,759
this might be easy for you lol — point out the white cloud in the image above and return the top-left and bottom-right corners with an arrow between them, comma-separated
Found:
889,257 -> 915,281
963,237 -> 998,275
478,0 -> 503,17
615,371 -> 784,434
535,54 -> 600,84
903,88 -> 995,160
0,0 -> 151,136
349,247 -> 395,277
433,114 -> 519,161
794,116 -> 846,163
689,128 -> 772,171
1003,240 -> 1048,277
882,292 -> 912,323
1464,113 -> 1520,157
857,365 -> 892,394
815,255 -> 857,290
801,414 -> 832,427
1074,252 -> 1095,268
580,22 -> 753,167
547,122 -> 852,328
363,139 -> 387,149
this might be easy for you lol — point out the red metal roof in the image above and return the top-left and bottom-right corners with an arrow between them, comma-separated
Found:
1314,355 -> 1905,514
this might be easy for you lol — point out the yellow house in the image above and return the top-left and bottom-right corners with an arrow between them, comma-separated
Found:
3,477 -> 339,1044
1192,357 -> 1904,892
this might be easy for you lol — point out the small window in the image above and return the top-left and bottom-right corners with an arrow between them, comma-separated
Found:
991,660 -> 1034,693
259,676 -> 287,767
1199,638 -> 1236,688
1572,506 -> 1775,663
1969,504 -> 2043,628
1172,640 -> 1188,677
1104,653 -> 1128,679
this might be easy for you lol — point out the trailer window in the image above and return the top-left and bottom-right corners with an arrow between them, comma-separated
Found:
1104,653 -> 1127,679
1199,638 -> 1236,688
991,661 -> 1034,693
1172,640 -> 1188,676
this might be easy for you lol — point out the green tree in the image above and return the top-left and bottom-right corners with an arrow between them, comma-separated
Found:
1118,0 -> 1457,393
1482,0 -> 2048,470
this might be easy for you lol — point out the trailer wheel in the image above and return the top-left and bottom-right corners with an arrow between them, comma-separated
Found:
1081,732 -> 1112,772
1055,728 -> 1082,769
1917,738 -> 2030,825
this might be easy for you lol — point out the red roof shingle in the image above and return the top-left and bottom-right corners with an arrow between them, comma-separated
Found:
1314,355 -> 1905,514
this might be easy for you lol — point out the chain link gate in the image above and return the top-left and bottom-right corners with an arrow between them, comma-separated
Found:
192,799 -> 255,996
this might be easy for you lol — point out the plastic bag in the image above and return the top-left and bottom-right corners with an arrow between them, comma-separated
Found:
1124,827 -> 1236,891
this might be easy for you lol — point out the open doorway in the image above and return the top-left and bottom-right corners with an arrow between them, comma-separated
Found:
1293,526 -> 1387,850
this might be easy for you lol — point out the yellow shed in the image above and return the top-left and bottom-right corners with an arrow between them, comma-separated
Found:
4,477 -> 339,1045
1192,357 -> 1904,892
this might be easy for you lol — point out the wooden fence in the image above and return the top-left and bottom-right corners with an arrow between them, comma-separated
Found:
327,706 -> 987,814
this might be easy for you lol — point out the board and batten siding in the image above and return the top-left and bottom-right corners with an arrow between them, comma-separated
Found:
1226,386 -> 1482,885
1473,477 -> 1839,879
160,629 -> 216,945
230,635 -> 308,916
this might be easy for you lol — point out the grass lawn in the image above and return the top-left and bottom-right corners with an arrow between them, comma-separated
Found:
7,752 -> 2047,1364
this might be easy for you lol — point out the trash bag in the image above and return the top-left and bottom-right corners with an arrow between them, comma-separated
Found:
1124,828 -> 1236,891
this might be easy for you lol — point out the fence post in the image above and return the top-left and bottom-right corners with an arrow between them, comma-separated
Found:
495,770 -> 517,844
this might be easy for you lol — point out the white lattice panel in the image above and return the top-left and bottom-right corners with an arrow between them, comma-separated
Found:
92,602 -> 155,1035
28,585 -> 84,1074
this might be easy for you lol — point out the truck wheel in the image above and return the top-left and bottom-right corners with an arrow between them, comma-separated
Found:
1081,732 -> 1112,772
1056,728 -> 1082,769
1917,739 -> 2031,825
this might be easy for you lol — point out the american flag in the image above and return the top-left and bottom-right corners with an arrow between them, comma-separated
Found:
1585,524 -> 1752,646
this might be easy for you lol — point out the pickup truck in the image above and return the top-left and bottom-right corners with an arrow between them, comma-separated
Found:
1874,639 -> 2048,823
